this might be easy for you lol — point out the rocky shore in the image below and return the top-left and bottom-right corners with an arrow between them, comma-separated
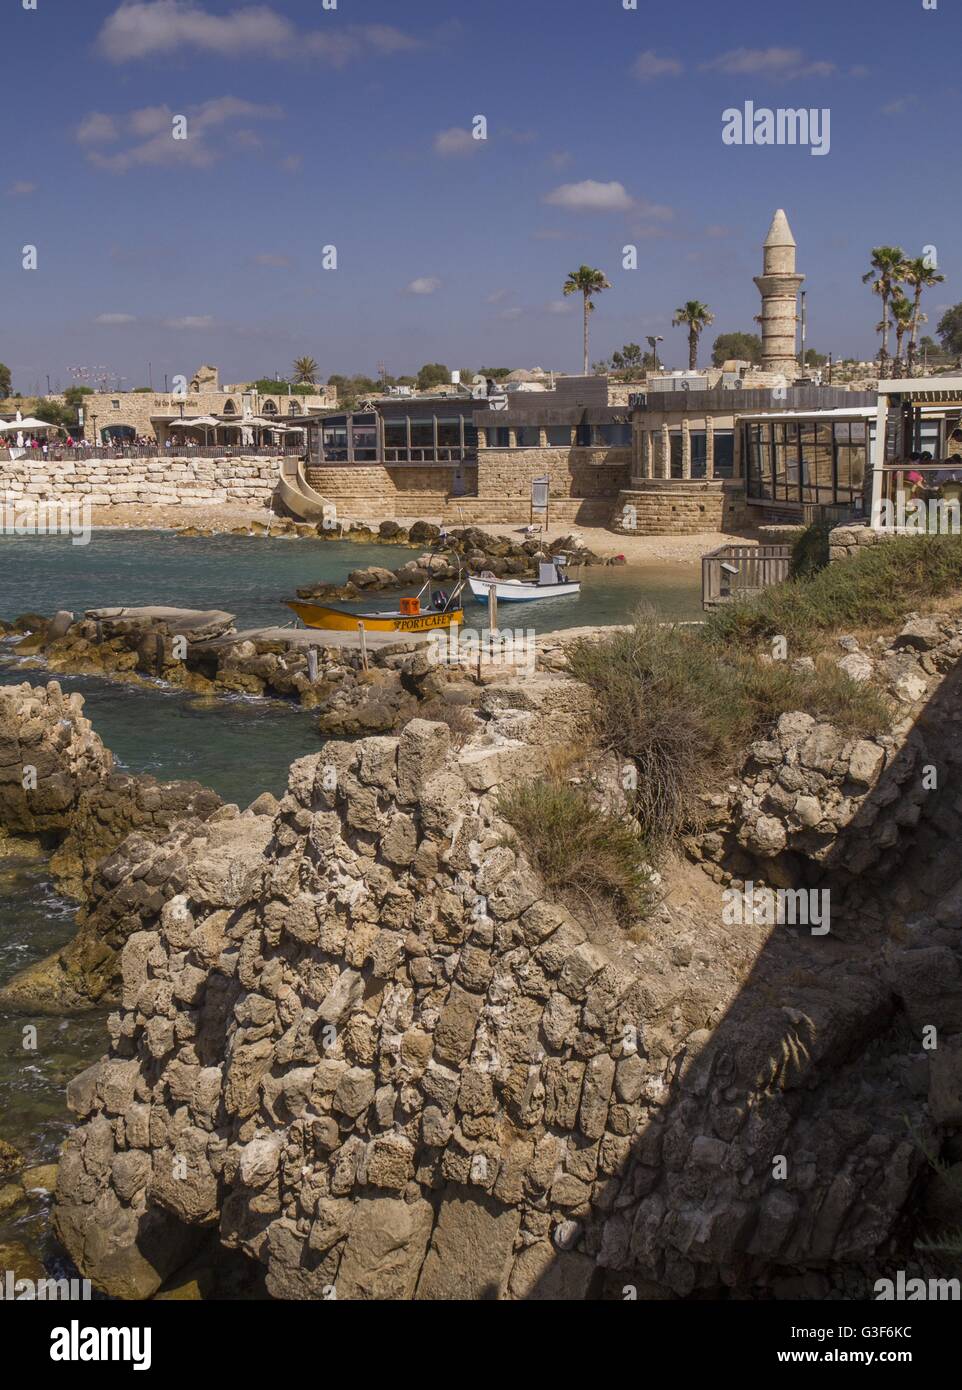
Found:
0,600 -> 959,1299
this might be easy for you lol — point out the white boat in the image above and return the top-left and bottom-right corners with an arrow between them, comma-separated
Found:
469,558 -> 581,603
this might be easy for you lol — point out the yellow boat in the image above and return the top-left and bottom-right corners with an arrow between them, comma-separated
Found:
285,600 -> 464,633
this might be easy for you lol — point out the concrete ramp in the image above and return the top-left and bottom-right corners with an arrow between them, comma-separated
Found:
275,455 -> 333,524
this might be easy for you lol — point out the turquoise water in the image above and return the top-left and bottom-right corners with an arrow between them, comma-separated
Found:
0,529 -> 702,1270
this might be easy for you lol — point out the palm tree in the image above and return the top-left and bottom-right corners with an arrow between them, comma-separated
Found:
862,247 -> 905,372
563,266 -> 611,375
672,301 -> 715,370
890,294 -> 914,378
902,257 -> 944,377
292,356 -> 318,385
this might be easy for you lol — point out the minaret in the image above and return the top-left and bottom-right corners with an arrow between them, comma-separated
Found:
753,209 -> 804,376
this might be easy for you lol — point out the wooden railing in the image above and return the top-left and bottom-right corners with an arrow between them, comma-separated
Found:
702,543 -> 792,609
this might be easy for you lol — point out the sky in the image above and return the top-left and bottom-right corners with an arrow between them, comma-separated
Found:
1,0 -> 958,394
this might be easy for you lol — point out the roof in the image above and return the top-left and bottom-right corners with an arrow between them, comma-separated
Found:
764,208 -> 796,248
738,406 -> 877,422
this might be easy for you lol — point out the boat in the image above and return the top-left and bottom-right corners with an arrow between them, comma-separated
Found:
468,557 -> 581,603
286,559 -> 466,633
285,597 -> 464,633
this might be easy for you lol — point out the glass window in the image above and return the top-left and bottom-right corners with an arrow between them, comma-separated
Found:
464,423 -> 478,448
546,425 -> 572,447
690,431 -> 707,479
515,426 -> 541,447
594,423 -> 632,447
384,421 -> 408,454
714,431 -> 734,478
488,426 -> 510,448
437,419 -> 461,448
669,431 -> 683,478
410,420 -> 434,449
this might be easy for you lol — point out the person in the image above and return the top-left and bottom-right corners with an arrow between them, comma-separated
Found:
41,441 -> 48,459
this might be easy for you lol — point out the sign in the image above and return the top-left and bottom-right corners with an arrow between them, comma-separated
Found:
531,477 -> 549,511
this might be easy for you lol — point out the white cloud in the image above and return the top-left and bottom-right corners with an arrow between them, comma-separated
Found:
701,47 -> 837,79
434,127 -> 480,157
498,307 -> 524,321
632,50 -> 683,81
77,97 -> 282,173
544,179 -> 633,213
7,181 -> 36,196
164,315 -> 214,329
97,2 -> 422,66
95,312 -> 137,325
545,300 -> 573,315
254,253 -> 291,268
486,289 -> 509,304
404,277 -> 442,296
76,112 -> 120,145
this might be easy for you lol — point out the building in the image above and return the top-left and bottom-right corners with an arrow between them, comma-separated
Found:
754,208 -> 805,376
78,365 -> 336,445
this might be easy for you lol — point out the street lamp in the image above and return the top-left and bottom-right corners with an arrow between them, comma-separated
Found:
647,335 -> 664,371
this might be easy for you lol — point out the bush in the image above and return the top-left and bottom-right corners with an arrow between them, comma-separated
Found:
705,533 -> 962,653
567,616 -> 889,840
497,778 -> 654,920
790,521 -> 830,579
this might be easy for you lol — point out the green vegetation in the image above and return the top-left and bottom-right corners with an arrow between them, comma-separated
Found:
0,363 -> 11,398
292,356 -> 318,384
672,300 -> 715,370
711,331 -> 762,366
563,266 -> 612,375
416,363 -> 450,391
497,778 -> 654,920
789,520 -> 831,579
705,533 -> 962,654
936,304 -> 962,360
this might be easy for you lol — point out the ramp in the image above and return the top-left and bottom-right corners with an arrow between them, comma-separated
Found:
275,455 -> 334,524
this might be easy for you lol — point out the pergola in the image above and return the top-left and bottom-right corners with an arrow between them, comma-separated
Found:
869,375 -> 962,527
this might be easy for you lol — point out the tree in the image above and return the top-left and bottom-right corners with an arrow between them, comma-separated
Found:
862,246 -> 906,370
802,348 -> 828,367
478,366 -> 512,381
936,305 -> 962,362
416,363 -> 450,391
890,293 -> 914,377
901,257 -> 945,375
611,343 -> 643,379
711,331 -> 762,366
0,363 -> 10,398
292,356 -> 318,384
562,266 -> 611,375
672,300 -> 715,370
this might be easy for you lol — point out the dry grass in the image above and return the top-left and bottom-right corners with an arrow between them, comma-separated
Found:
497,777 -> 656,922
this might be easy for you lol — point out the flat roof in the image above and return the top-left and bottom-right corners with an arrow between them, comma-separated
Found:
876,375 -> 962,397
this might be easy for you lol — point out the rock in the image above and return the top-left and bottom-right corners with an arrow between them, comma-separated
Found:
896,617 -> 942,651
416,1186 -> 522,1300
847,740 -> 885,789
336,1196 -> 434,1299
893,671 -> 928,704
0,1138 -> 24,1181
748,815 -> 787,857
837,651 -> 874,683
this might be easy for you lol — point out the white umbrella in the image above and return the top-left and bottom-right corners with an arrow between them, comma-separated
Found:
0,417 -> 58,431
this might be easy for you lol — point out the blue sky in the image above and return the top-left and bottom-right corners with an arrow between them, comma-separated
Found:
2,0 -> 958,393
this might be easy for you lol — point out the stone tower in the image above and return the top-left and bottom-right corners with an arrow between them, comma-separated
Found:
753,209 -> 804,376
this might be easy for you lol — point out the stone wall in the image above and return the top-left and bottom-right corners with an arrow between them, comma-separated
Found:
0,454 -> 279,508
476,447 -> 630,501
611,480 -> 751,535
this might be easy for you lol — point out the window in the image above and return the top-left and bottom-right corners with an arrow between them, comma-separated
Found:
411,420 -> 434,450
437,418 -> 462,448
714,430 -> 734,477
223,399 -> 236,414
287,400 -> 301,415
669,431 -> 683,478
594,423 -> 632,447
262,400 -> 278,415
690,431 -> 707,479
515,426 -> 540,447
488,426 -> 510,448
546,425 -> 572,447
384,421 -> 408,457
111,399 -> 120,409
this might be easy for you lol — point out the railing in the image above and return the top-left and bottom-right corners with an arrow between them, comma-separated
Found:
0,445 -> 303,462
702,543 -> 793,608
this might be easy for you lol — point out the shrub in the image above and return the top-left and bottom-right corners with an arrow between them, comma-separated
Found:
790,520 -> 830,579
497,778 -> 655,920
705,533 -> 962,653
568,616 -> 888,839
